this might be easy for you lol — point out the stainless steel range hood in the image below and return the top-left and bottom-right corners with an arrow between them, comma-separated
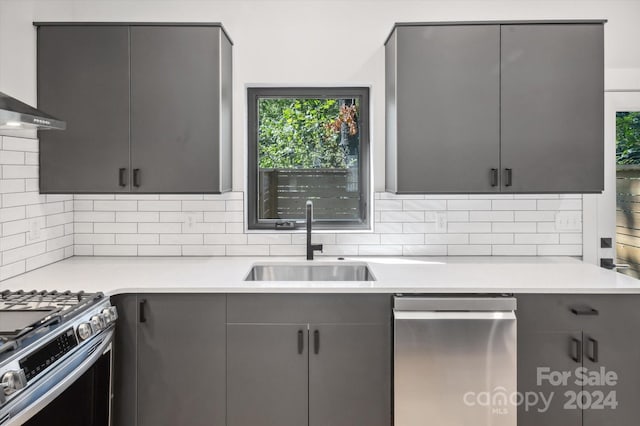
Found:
0,91 -> 66,130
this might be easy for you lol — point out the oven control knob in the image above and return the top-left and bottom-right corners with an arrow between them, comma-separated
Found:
91,315 -> 106,331
77,322 -> 93,341
1,370 -> 27,395
102,307 -> 118,323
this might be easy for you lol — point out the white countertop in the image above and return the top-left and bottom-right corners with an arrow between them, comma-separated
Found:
1,256 -> 639,295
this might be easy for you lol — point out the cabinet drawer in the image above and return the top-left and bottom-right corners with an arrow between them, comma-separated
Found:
227,294 -> 391,324
517,294 -> 604,330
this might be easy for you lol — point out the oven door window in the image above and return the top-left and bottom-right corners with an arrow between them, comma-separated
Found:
24,351 -> 111,426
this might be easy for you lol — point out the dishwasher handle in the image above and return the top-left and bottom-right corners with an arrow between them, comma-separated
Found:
394,311 -> 516,321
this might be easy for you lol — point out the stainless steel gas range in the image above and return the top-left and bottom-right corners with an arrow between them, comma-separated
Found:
0,290 -> 117,426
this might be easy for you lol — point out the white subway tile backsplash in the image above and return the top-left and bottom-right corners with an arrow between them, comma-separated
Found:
139,201 -> 181,211
3,191 -> 44,207
2,242 -> 46,265
492,245 -> 537,256
447,200 -> 491,211
160,234 -> 203,245
226,245 -> 269,256
138,245 -> 182,256
182,201 -> 225,212
1,206 -> 26,222
0,150 -> 25,164
93,245 -> 138,256
116,234 -> 160,245
183,245 -> 225,256
0,135 -> 588,281
75,211 -> 115,222
537,199 -> 582,211
402,199 -> 446,211
359,245 -> 403,255
492,222 -> 537,233
448,245 -> 492,256
381,211 -> 424,223
2,137 -> 38,152
74,234 -> 115,245
2,165 -> 38,179
492,200 -> 537,210
94,200 -> 138,211
448,222 -> 491,233
117,212 -> 159,222
247,234 -> 292,245
380,233 -> 423,245
537,245 -> 582,256
269,245 -> 305,256
138,223 -> 181,234
515,233 -> 560,245
470,234 -> 514,245
94,223 -> 137,234
425,233 -> 469,245
205,233 -> 248,245
374,200 -> 403,211
469,211 -> 514,222
0,179 -> 25,194
514,211 -> 556,222
402,245 -> 447,256
336,233 -> 380,245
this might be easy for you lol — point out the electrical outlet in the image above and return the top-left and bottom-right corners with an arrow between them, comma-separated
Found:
435,212 -> 447,233
183,212 -> 199,230
28,219 -> 41,241
555,212 -> 582,231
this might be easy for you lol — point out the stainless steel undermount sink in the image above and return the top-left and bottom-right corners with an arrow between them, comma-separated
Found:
244,262 -> 375,281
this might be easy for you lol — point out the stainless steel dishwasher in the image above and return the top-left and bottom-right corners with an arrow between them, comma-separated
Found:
394,296 -> 517,426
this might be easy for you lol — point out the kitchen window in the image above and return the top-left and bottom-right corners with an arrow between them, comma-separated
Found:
247,87 -> 370,230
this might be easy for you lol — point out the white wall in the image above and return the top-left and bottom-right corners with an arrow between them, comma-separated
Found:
1,0 -> 640,191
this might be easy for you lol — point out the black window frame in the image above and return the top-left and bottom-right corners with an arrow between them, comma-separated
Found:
247,87 -> 371,230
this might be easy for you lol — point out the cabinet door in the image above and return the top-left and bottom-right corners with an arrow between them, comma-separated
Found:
227,324 -> 309,426
110,294 -> 138,426
309,324 -> 390,426
137,294 -> 226,426
518,329 -> 584,426
37,25 -> 130,193
393,25 -> 500,193
582,296 -> 640,425
130,26 -> 222,193
500,24 -> 604,193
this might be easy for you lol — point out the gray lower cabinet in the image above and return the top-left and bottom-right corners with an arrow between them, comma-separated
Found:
309,324 -> 390,426
500,24 -> 604,193
111,294 -> 226,426
517,294 -> 640,426
385,21 -> 604,194
37,25 -> 130,193
226,294 -> 391,426
227,324 -> 309,426
36,23 -> 232,194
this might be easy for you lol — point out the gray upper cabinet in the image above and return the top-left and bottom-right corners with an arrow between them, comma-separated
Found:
386,25 -> 501,193
37,23 -> 232,194
130,26 -> 232,193
500,24 -> 604,193
37,26 -> 130,193
385,22 -> 604,194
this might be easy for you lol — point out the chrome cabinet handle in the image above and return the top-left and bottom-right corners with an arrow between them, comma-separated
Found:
587,337 -> 599,363
297,330 -> 304,354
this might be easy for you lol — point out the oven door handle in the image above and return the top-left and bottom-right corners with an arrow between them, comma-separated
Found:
0,328 -> 114,426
